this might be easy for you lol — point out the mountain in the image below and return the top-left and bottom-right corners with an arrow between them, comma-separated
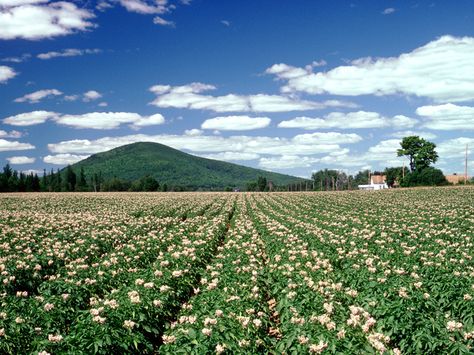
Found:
69,142 -> 305,190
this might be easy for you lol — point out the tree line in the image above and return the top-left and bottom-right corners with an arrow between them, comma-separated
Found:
309,136 -> 472,190
0,164 -> 168,193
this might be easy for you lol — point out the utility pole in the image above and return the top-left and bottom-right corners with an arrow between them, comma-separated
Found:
465,144 -> 469,183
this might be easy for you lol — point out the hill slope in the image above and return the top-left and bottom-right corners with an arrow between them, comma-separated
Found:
69,142 -> 304,189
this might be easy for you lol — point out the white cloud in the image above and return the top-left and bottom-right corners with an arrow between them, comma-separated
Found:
149,82 -> 356,113
317,139 -> 405,169
382,7 -> 395,15
0,2 -> 95,40
184,128 -> 203,136
3,110 -> 164,129
3,110 -> 58,126
119,0 -> 168,14
0,130 -> 22,138
56,112 -> 165,129
278,111 -> 417,130
390,130 -> 437,140
37,48 -> 101,60
201,152 -> 260,161
0,139 -> 34,152
47,133 -> 346,158
437,137 -> 474,159
6,156 -> 35,164
267,35 -> 474,103
1,53 -> 31,63
292,132 -> 363,144
64,94 -> 79,101
21,169 -> 42,175
0,65 -> 17,83
416,103 -> 474,130
14,89 -> 62,103
153,16 -> 174,26
83,90 -> 102,101
98,102 -> 108,107
259,155 -> 320,169
0,0 -> 48,5
220,20 -> 230,27
43,153 -> 89,165
201,116 -> 271,131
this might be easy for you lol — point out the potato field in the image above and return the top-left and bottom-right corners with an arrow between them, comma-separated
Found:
0,187 -> 473,354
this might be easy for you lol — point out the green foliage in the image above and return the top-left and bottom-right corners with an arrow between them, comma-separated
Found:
401,167 -> 448,187
69,142 -> 303,190
312,169 -> 351,190
0,164 -> 41,192
384,167 -> 404,188
397,136 -> 439,172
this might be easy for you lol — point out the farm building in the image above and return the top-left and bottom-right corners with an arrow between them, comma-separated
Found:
358,175 -> 389,190
446,174 -> 469,184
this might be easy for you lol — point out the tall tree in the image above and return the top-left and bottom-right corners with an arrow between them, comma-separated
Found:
76,167 -> 88,191
397,136 -> 438,172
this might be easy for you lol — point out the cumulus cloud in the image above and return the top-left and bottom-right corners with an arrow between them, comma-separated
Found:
56,112 -> 165,129
153,16 -> 174,26
267,35 -> 474,103
0,139 -> 34,152
259,155 -> 320,169
43,153 -> 89,165
3,110 -> 58,126
184,128 -> 203,136
83,90 -> 102,101
292,132 -> 362,144
14,89 -> 63,103
416,103 -> 474,130
37,48 -> 101,60
201,116 -> 271,131
200,152 -> 260,161
0,130 -> 23,138
46,132 -> 360,159
3,111 -> 165,129
437,137 -> 474,159
382,7 -> 395,15
0,65 -> 17,83
390,130 -> 437,140
6,156 -> 35,164
149,82 -> 356,113
278,111 -> 417,130
1,53 -> 31,63
0,2 -> 95,40
309,139 -> 406,170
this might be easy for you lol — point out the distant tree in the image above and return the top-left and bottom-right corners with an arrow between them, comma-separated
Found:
76,167 -> 88,191
257,176 -> 267,192
32,174 -> 40,192
311,169 -> 349,191
65,165 -> 76,192
246,181 -> 257,192
397,136 -> 438,172
384,167 -> 404,188
141,175 -> 159,191
352,170 -> 371,186
401,167 -> 447,187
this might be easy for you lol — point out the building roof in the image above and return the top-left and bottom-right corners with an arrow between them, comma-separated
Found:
446,174 -> 468,184
371,175 -> 386,184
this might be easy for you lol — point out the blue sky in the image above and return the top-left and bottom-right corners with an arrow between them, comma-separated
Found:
0,0 -> 473,178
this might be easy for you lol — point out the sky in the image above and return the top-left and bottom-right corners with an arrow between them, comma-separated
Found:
0,0 -> 473,178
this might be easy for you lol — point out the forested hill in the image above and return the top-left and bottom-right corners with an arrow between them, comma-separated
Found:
69,142 -> 304,190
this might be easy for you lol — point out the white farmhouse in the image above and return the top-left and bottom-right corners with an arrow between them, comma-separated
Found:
358,175 -> 388,190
